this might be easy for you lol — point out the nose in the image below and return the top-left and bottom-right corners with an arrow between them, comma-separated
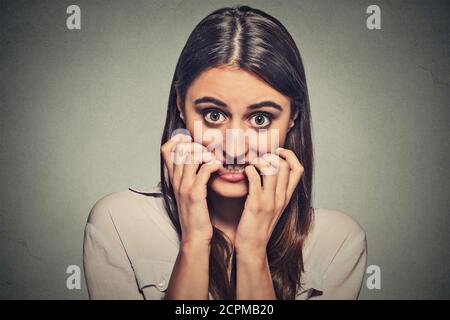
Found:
221,120 -> 250,165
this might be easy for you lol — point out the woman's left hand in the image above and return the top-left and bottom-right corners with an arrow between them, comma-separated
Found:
234,147 -> 305,255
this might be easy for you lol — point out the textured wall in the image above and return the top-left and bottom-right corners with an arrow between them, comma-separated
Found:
0,0 -> 449,299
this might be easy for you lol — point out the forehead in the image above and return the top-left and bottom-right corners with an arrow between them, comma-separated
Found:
186,66 -> 290,108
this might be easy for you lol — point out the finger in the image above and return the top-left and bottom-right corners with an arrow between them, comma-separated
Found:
179,141 -> 214,183
161,134 -> 191,180
252,156 -> 277,193
182,151 -> 215,186
177,142 -> 213,188
263,153 -> 291,212
274,157 -> 290,209
174,141 -> 206,166
276,147 -> 305,199
244,165 -> 262,198
194,160 -> 223,187
173,142 -> 189,189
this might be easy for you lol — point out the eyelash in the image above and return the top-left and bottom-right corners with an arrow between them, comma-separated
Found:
201,108 -> 273,128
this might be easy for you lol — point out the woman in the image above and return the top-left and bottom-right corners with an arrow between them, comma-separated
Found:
83,5 -> 367,300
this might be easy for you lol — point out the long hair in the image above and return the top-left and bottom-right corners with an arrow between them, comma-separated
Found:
159,5 -> 314,299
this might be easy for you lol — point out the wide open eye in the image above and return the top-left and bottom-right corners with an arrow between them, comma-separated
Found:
203,109 -> 227,125
249,112 -> 272,128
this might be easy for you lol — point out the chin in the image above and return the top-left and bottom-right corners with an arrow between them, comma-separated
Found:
208,174 -> 248,198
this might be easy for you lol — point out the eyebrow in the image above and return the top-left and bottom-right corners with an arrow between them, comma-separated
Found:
193,96 -> 283,112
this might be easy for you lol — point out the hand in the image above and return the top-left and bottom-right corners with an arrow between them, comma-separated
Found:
234,147 -> 304,255
161,134 -> 223,246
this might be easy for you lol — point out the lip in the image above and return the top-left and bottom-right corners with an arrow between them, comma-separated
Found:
218,172 -> 245,182
217,164 -> 247,183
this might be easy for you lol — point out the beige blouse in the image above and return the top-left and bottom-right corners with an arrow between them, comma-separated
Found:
83,183 -> 367,300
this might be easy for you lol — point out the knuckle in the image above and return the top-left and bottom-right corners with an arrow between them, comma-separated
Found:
250,202 -> 260,212
186,191 -> 195,201
178,184 -> 190,197
285,149 -> 295,156
161,144 -> 170,155
280,149 -> 291,157
279,159 -> 289,170
265,203 -> 275,213
294,167 -> 304,178
187,189 -> 200,202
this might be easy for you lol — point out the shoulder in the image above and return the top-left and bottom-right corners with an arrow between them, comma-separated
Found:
85,184 -> 180,258
303,208 -> 367,269
312,208 -> 366,238
87,190 -> 129,226
87,185 -> 164,227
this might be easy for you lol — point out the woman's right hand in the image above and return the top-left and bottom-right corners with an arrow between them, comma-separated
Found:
161,134 -> 222,246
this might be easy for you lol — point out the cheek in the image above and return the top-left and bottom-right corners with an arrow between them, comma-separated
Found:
184,112 -> 200,134
276,128 -> 288,147
185,121 -> 225,156
248,128 -> 288,156
199,129 -> 224,155
269,118 -> 290,149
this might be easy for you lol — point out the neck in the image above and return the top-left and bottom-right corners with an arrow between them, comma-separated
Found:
207,187 -> 246,244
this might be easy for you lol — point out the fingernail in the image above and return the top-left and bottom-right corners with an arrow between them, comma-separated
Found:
184,135 -> 192,141
276,147 -> 283,154
203,152 -> 215,162
173,134 -> 183,141
206,159 -> 221,165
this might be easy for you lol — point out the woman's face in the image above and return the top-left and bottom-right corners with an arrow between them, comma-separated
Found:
177,66 -> 296,198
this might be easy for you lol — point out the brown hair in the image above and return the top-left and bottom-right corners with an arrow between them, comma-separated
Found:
159,5 -> 314,299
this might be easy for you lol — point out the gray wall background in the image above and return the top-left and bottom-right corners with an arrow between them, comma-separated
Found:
0,0 -> 449,299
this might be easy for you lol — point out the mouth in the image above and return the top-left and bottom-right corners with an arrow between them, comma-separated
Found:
217,164 -> 246,182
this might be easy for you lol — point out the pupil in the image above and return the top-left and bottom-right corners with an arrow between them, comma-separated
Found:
210,112 -> 219,121
256,115 -> 264,125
